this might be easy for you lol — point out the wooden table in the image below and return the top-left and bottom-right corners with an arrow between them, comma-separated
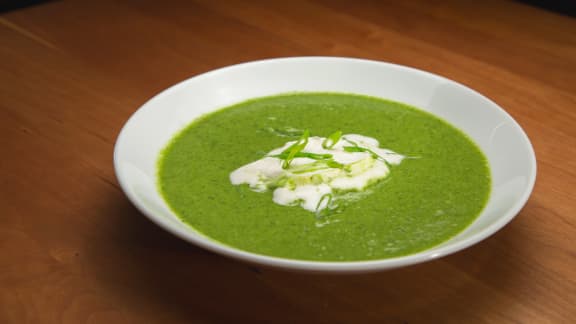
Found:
1,1 -> 575,323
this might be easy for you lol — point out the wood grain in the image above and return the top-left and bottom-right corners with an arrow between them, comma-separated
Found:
1,0 -> 575,323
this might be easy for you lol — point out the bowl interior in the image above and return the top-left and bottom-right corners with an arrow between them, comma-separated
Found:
114,57 -> 536,272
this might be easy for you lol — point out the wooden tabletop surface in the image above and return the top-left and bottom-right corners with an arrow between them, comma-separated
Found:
1,1 -> 575,323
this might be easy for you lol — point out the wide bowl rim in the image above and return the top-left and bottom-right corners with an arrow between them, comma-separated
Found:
114,56 -> 537,273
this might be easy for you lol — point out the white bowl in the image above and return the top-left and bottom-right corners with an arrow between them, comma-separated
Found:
114,57 -> 536,273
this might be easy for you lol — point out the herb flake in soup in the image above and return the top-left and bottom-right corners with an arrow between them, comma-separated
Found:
157,93 -> 491,261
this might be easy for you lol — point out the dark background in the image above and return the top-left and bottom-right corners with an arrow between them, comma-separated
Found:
1,0 -> 576,17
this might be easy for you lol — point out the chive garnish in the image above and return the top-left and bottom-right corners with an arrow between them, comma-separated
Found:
343,145 -> 380,159
272,152 -> 333,160
270,131 -> 393,171
280,129 -> 310,169
343,138 -> 358,146
322,130 -> 342,149
290,159 -> 344,174
315,193 -> 333,214
343,145 -> 391,167
325,160 -> 344,169
343,146 -> 368,153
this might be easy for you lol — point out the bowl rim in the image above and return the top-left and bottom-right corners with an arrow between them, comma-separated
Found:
114,56 -> 537,273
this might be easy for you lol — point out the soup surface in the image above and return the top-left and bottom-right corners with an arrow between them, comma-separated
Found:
158,93 -> 490,261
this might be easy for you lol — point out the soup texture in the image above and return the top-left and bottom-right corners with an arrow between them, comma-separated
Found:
158,93 -> 490,261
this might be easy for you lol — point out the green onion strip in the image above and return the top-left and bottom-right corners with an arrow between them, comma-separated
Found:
315,193 -> 333,215
280,129 -> 309,169
322,130 -> 342,149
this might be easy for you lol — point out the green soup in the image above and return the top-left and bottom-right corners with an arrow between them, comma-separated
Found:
158,93 -> 490,261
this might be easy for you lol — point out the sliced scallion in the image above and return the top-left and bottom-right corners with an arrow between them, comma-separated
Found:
315,193 -> 333,214
271,151 -> 333,161
280,129 -> 309,169
322,130 -> 342,149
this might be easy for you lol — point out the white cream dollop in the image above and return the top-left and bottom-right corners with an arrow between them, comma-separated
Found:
230,133 -> 404,214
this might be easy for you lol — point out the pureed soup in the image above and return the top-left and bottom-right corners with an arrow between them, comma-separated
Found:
158,93 -> 491,261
